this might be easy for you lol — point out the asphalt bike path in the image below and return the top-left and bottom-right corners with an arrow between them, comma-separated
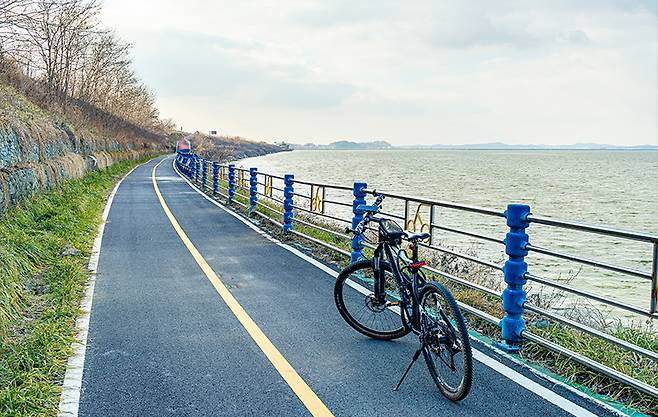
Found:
77,156 -> 619,417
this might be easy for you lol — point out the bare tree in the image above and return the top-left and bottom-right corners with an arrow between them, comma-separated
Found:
0,1 -> 36,68
19,0 -> 100,101
1,0 -> 173,138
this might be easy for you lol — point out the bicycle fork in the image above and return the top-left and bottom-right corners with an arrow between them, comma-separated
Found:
372,254 -> 387,305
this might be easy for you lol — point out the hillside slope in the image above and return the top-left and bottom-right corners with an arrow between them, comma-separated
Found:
0,83 -> 167,214
181,131 -> 288,161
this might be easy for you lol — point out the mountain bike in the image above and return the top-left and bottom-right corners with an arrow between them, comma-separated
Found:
334,192 -> 473,401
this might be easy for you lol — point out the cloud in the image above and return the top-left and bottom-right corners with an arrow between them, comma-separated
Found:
419,4 -> 540,49
289,0 -> 397,28
131,30 -> 355,108
556,29 -> 590,44
101,0 -> 657,145
261,80 -> 356,108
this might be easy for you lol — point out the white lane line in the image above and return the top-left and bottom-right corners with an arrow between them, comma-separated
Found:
170,157 -> 618,417
58,160 -> 151,417
472,350 -> 597,417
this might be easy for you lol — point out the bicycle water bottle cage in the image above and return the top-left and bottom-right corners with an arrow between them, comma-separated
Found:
356,204 -> 379,213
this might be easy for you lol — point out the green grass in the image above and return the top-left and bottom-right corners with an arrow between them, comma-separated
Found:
0,155 -> 157,416
522,322 -> 657,414
199,175 -> 658,416
178,167 -> 658,415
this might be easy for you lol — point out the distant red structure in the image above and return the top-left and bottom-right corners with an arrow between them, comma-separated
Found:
176,137 -> 192,154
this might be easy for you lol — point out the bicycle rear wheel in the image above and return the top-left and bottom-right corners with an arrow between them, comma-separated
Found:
419,282 -> 473,401
334,260 -> 410,340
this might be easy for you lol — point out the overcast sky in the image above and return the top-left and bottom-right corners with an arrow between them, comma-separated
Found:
101,0 -> 657,146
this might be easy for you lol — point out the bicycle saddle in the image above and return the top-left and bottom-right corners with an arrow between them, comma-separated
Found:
405,231 -> 431,242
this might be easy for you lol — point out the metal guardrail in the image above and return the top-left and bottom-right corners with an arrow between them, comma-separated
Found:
174,152 -> 658,398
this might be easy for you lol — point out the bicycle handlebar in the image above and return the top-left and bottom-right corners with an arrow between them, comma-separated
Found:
350,193 -> 385,235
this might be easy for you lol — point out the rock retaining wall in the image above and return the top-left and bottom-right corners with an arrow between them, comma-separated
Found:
0,119 -> 153,214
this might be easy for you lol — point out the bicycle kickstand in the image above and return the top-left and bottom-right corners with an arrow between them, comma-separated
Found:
394,346 -> 424,391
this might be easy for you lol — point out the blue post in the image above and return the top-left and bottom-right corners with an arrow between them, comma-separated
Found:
249,168 -> 258,214
201,159 -> 207,190
350,182 -> 368,263
228,164 -> 235,202
499,203 -> 531,353
212,162 -> 219,195
283,174 -> 294,234
195,156 -> 200,183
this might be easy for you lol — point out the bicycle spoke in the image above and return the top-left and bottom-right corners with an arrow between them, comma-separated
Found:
419,283 -> 472,400
339,266 -> 405,336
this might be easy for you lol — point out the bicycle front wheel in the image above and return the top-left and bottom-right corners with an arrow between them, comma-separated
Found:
334,259 -> 410,340
419,282 -> 473,401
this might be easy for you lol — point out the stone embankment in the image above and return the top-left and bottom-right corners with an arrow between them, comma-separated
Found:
0,84 -> 163,214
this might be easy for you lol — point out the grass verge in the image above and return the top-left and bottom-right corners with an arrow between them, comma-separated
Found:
0,154 -> 157,416
190,170 -> 657,416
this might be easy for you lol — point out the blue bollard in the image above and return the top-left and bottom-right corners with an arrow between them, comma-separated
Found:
195,156 -> 201,183
499,203 -> 531,352
350,182 -> 368,263
228,164 -> 235,202
201,159 -> 207,190
283,174 -> 294,234
212,162 -> 219,195
249,168 -> 258,214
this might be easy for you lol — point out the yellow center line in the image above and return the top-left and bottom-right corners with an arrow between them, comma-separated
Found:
151,159 -> 334,417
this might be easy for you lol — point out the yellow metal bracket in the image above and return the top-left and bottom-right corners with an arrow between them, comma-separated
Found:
264,176 -> 273,197
310,185 -> 325,213
405,203 -> 432,243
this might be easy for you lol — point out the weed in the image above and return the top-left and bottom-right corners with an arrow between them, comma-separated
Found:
0,155 -> 157,416
200,175 -> 658,415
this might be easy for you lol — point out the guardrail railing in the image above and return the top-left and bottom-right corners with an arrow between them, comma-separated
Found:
174,151 -> 658,399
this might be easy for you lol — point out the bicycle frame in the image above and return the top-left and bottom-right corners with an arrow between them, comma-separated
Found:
371,238 -> 427,334
345,198 -> 474,399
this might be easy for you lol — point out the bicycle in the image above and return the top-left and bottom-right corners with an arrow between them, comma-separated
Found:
334,192 -> 473,401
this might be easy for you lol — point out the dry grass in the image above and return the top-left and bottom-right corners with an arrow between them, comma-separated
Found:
0,155 -> 157,416
186,131 -> 287,162
187,173 -> 657,415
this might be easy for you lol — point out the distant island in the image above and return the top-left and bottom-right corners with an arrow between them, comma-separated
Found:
286,140 -> 658,151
